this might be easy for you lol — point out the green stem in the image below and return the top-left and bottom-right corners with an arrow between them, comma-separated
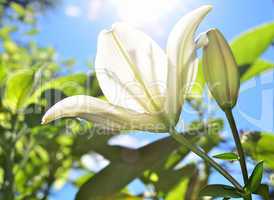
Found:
224,109 -> 251,200
224,109 -> 249,184
169,128 -> 243,191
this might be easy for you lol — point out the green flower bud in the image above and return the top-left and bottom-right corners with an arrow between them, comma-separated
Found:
202,28 -> 240,110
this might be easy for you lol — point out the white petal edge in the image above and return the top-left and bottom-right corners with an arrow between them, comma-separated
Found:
95,23 -> 168,114
166,5 -> 212,123
42,95 -> 168,132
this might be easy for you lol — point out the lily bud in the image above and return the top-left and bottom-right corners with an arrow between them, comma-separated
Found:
202,28 -> 240,110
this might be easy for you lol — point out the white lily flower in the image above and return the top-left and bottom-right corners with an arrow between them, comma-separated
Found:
42,5 -> 212,132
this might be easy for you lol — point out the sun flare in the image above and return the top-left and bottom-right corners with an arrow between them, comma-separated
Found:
110,0 -> 180,27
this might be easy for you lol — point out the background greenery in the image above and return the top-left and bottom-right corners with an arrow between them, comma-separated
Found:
0,0 -> 273,199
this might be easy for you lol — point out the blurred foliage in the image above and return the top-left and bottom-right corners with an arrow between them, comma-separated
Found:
0,0 -> 60,21
0,2 -> 272,200
243,132 -> 274,171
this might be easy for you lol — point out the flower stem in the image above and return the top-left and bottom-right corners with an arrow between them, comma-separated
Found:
224,109 -> 249,184
224,109 -> 252,200
169,128 -> 243,191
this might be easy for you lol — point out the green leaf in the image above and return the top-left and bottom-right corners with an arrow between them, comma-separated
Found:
213,152 -> 239,161
182,166 -> 209,200
3,40 -> 18,53
231,22 -> 274,66
10,2 -> 25,17
74,121 -> 222,200
235,23 -> 274,82
25,28 -> 39,36
240,59 -> 274,82
254,184 -> 269,200
62,58 -> 76,67
3,69 -> 34,112
166,178 -> 189,200
43,73 -> 87,96
0,26 -> 16,40
73,173 -> 94,187
29,73 -> 87,105
199,184 -> 242,198
152,164 -> 195,195
246,161 -> 264,192
75,136 -> 181,200
242,132 -> 274,173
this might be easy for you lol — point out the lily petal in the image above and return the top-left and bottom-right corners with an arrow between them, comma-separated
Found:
166,5 -> 212,123
95,23 -> 168,114
42,95 -> 168,132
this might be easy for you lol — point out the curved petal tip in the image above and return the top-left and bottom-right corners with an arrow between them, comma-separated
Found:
41,116 -> 47,125
41,107 -> 56,124
41,95 -> 91,125
198,5 -> 213,13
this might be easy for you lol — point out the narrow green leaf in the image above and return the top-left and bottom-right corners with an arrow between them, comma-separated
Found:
199,184 -> 242,198
75,136 -> 180,200
75,132 -> 212,200
165,178 -> 189,200
254,184 -> 269,200
75,123 -> 221,200
213,152 -> 239,161
240,59 -> 274,82
25,28 -> 39,36
246,161 -> 264,192
152,164 -> 195,191
231,22 -> 274,66
73,173 -> 94,187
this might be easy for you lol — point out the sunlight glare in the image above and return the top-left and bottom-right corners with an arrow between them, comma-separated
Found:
110,0 -> 180,27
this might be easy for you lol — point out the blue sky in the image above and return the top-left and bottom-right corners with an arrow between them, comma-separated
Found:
34,0 -> 274,199
36,0 -> 274,70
